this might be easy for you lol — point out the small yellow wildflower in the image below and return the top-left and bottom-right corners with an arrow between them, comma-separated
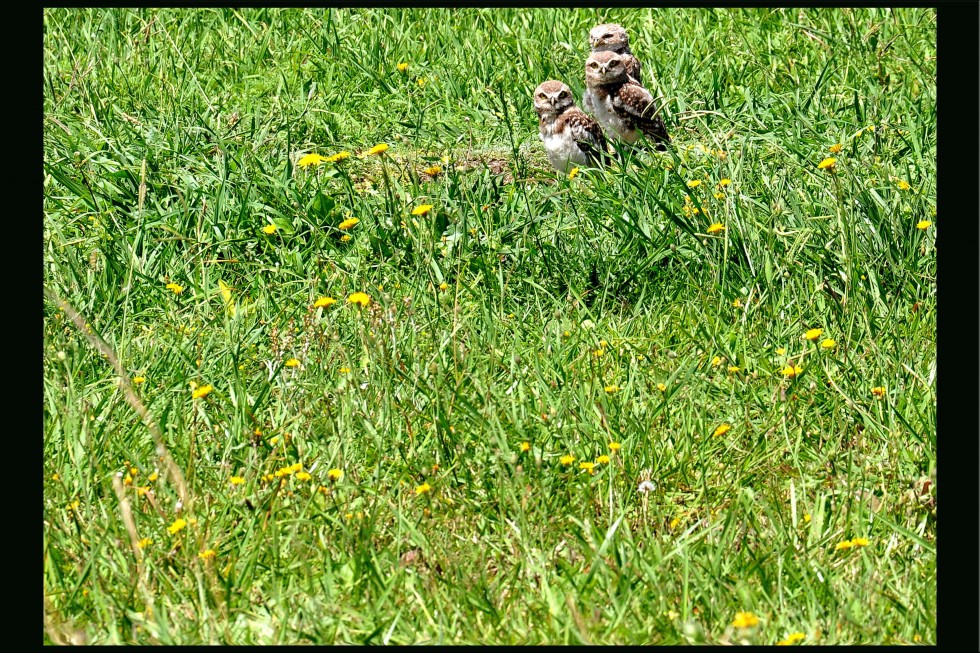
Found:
198,549 -> 217,561
397,62 -> 409,72
579,461 -> 596,474
166,282 -> 184,295
718,178 -> 732,187
560,454 -> 575,466
686,179 -> 701,188
297,153 -> 327,167
596,454 -> 610,465
412,204 -> 434,216
706,223 -> 725,234
439,282 -> 448,291
148,471 -> 158,482
609,442 -> 621,452
916,220 -> 932,230
850,537 -> 870,547
519,441 -> 531,453
866,125 -> 876,132
777,632 -> 806,646
714,192 -> 725,199
829,143 -> 843,154
340,234 -> 351,242
803,513 -> 811,523
136,485 -> 151,496
820,338 -> 836,349
657,383 -> 667,392
776,347 -> 786,355
835,539 -> 854,551
167,518 -> 188,535
732,612 -> 759,629
593,349 -> 605,357
732,298 -> 743,308
314,296 -> 337,308
871,386 -> 886,398
339,217 -> 360,230
365,143 -> 389,156
781,365 -> 803,378
229,476 -> 245,486
712,423 -> 732,437
727,366 -> 740,373
51,473 -> 60,481
894,179 -> 911,191
424,165 -> 443,176
804,328 -> 823,341
604,384 -> 620,394
415,482 -> 432,495
192,384 -> 213,399
326,151 -> 351,163
669,517 -> 681,529
123,475 -> 133,486
711,356 -> 722,367
295,472 -> 312,481
132,377 -> 147,386
347,292 -> 371,307
568,167 -> 580,180
137,537 -> 152,549
339,367 -> 351,374
817,157 -> 836,170
327,468 -> 344,482
262,224 -> 278,234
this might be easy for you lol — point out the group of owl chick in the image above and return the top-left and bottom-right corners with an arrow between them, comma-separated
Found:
534,23 -> 670,174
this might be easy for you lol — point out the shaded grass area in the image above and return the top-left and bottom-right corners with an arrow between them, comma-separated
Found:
44,7 -> 935,644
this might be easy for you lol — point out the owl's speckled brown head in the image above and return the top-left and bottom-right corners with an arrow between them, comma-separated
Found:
590,23 -> 630,52
533,80 -> 575,115
585,51 -> 630,85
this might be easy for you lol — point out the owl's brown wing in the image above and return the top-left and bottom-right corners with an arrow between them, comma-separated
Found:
564,110 -> 609,166
613,83 -> 670,150
626,55 -> 643,86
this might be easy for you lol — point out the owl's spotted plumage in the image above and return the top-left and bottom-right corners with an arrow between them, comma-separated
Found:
533,80 -> 609,172
583,51 -> 670,150
588,23 -> 642,85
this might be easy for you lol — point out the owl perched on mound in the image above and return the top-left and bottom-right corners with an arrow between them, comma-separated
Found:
583,51 -> 670,150
589,23 -> 642,85
533,80 -> 609,173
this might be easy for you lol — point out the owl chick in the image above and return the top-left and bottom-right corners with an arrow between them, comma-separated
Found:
589,23 -> 642,85
533,80 -> 609,173
583,51 -> 670,150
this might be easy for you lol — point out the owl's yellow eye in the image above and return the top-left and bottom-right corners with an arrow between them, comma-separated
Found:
609,60 -> 619,67
538,93 -> 546,99
558,91 -> 567,98
589,62 -> 598,69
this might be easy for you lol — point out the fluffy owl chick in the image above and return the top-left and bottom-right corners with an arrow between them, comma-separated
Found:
533,80 -> 609,173
583,51 -> 670,150
589,23 -> 642,85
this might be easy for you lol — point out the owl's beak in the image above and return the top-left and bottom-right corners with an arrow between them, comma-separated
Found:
549,97 -> 557,107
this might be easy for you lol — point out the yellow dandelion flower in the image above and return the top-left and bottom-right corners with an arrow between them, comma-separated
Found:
871,386 -> 886,398
817,157 -> 836,170
297,153 -> 327,168
776,347 -> 786,355
123,475 -> 133,486
732,612 -> 759,629
229,476 -> 245,485
803,513 -> 811,523
132,376 -> 146,385
314,296 -> 337,308
338,217 -> 360,231
820,338 -> 836,349
781,365 -> 803,378
439,282 -> 448,291
295,471 -> 312,481
424,165 -> 443,176
365,143 -> 389,156
718,178 -> 732,187
192,384 -> 213,399
829,143 -> 843,153
727,365 -> 740,373
167,518 -> 188,535
148,471 -> 158,482
327,468 -> 344,482
777,632 -> 806,646
604,384 -> 620,394
262,224 -> 278,234
593,349 -> 605,357
340,234 -> 351,242
579,461 -> 596,473
166,282 -> 184,295
339,367 -> 351,374
519,441 -> 531,453
397,62 -> 409,72
417,77 -> 426,87
657,383 -> 667,392
415,482 -> 432,495
560,454 -> 575,466
714,192 -> 725,199
568,167 -> 580,180
289,463 -> 303,473
866,125 -> 876,132
347,292 -> 371,307
669,516 -> 681,529
916,220 -> 932,230
412,204 -> 434,216
732,298 -> 743,308
326,151 -> 351,163
137,537 -> 152,549
706,223 -> 725,234
686,179 -> 701,188
804,328 -> 823,341
711,356 -> 722,367
198,549 -> 217,561
609,442 -> 621,452
596,454 -> 610,464
712,423 -> 732,437
850,537 -> 870,547
835,539 -> 854,551
136,485 -> 151,496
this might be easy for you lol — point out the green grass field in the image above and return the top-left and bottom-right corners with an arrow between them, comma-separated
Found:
43,8 -> 936,644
